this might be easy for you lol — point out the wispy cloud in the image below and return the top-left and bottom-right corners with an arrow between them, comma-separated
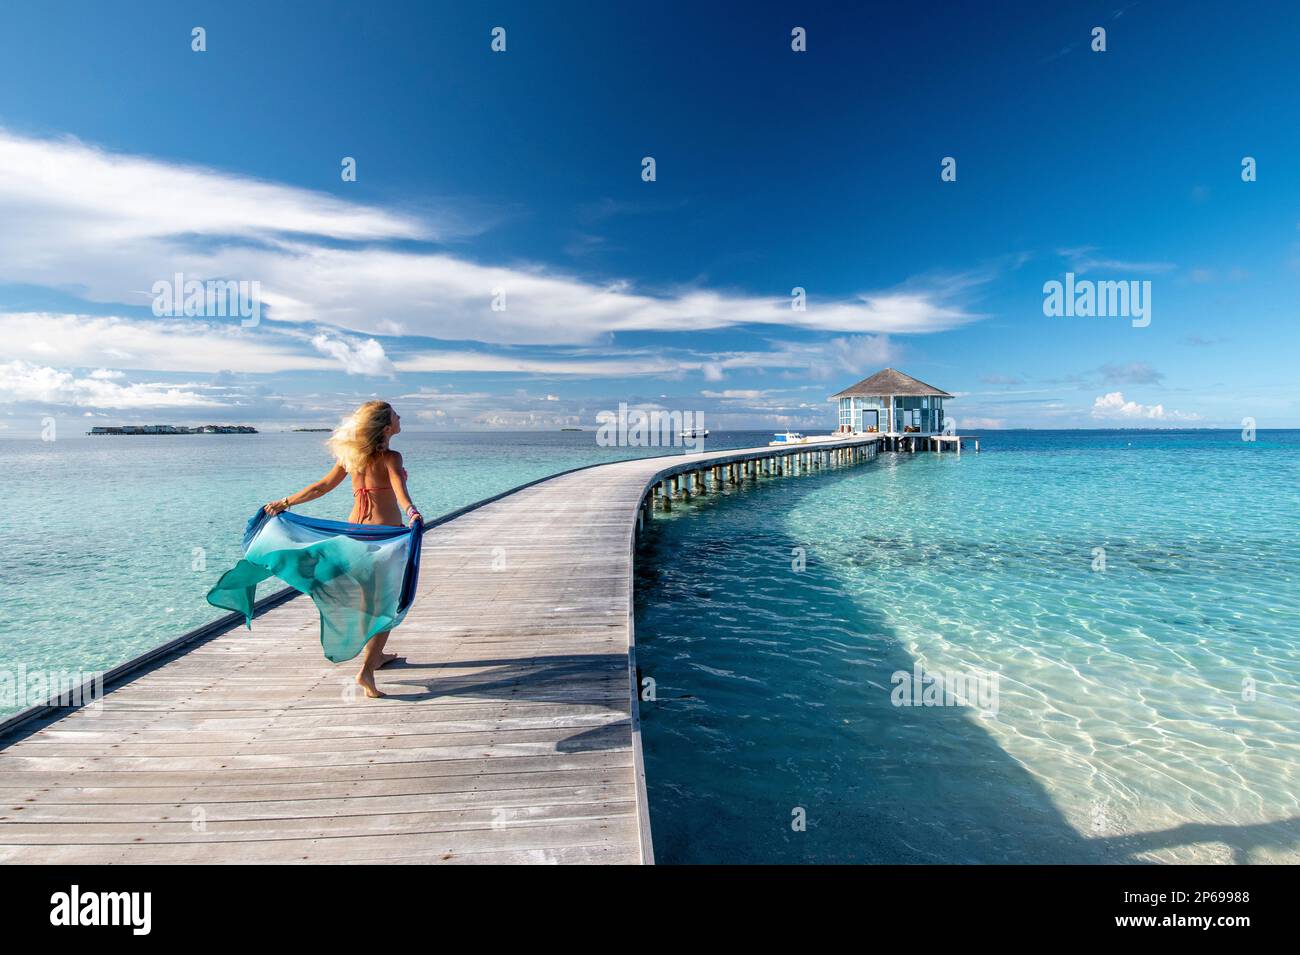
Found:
0,312 -> 334,374
1057,246 -> 1176,275
0,129 -> 983,347
1099,361 -> 1163,385
0,129 -> 425,244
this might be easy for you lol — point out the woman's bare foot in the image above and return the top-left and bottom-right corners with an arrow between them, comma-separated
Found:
377,652 -> 403,669
355,670 -> 385,699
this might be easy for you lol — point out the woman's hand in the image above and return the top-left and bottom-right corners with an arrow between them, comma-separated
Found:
264,498 -> 290,515
406,504 -> 422,524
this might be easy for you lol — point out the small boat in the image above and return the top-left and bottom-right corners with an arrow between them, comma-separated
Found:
770,431 -> 804,444
681,428 -> 709,439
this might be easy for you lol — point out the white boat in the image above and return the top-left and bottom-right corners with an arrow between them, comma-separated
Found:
681,428 -> 709,439
770,431 -> 804,444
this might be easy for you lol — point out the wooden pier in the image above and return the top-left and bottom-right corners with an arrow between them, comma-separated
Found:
876,432 -> 979,455
0,435 -> 881,864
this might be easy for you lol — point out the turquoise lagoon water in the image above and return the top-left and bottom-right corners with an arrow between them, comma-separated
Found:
0,429 -> 762,718
635,431 -> 1300,864
4,428 -> 1298,865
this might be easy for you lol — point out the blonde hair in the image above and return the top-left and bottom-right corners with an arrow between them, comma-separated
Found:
326,400 -> 394,475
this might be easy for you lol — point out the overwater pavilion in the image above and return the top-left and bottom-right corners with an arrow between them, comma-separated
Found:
830,368 -> 974,452
831,367 -> 952,434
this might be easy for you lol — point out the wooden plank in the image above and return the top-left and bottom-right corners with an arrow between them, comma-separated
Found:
0,436 -> 879,864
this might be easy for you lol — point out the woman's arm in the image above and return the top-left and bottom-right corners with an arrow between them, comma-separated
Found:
264,463 -> 347,514
384,451 -> 422,524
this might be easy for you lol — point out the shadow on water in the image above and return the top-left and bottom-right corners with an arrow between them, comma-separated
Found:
1094,817 -> 1300,865
632,461 -> 1300,864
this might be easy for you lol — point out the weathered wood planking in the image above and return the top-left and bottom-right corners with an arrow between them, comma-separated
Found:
0,436 -> 879,864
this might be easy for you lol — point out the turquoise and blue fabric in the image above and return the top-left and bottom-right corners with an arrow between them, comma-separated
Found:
207,509 -> 423,663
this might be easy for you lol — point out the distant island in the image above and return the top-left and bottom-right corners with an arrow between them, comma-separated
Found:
560,427 -> 584,431
87,425 -> 258,435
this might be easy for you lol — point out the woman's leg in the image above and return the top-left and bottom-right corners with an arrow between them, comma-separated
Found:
356,629 -> 391,698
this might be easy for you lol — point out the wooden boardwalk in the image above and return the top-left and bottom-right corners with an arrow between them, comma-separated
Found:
0,436 -> 879,864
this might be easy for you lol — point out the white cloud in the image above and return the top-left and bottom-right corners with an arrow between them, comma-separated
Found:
701,389 -> 765,399
0,129 -> 982,347
0,129 -> 423,246
0,312 -> 916,390
824,334 -> 900,374
393,349 -> 684,377
311,334 -> 395,377
0,360 -> 224,409
474,410 -> 582,429
0,312 -> 335,374
694,334 -> 899,380
1090,391 -> 1200,422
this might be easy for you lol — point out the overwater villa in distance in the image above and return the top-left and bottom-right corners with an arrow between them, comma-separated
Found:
830,368 -> 977,453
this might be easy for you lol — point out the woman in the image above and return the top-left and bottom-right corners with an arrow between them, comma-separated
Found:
263,400 -> 422,698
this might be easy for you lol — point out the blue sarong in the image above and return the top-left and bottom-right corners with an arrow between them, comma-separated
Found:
206,509 -> 423,663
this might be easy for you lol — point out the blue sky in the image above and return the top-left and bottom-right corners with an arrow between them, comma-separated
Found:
0,0 -> 1296,433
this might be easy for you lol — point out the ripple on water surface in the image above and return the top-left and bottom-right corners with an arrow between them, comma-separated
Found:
635,432 -> 1300,863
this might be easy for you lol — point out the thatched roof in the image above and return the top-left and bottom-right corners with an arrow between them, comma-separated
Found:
830,368 -> 952,399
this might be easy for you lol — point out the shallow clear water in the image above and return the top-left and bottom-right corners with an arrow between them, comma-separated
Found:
0,429 -> 763,717
635,430 -> 1300,864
